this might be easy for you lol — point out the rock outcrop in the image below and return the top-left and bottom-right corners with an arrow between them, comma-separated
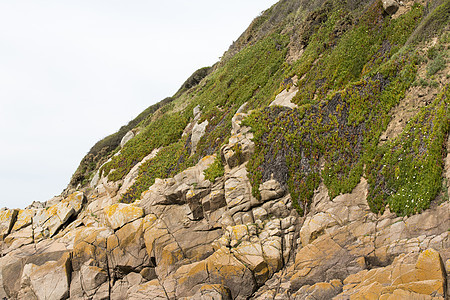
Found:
1,0 -> 450,299
1,107 -> 448,299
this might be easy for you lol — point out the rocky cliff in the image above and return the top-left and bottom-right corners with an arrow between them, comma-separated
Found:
1,0 -> 450,299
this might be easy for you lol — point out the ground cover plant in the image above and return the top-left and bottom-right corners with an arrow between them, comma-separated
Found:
76,0 -> 449,217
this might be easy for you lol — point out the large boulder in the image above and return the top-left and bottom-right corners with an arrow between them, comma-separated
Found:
206,247 -> 257,300
259,177 -> 285,202
11,209 -> 34,232
33,191 -> 85,239
224,165 -> 259,214
191,119 -> 209,153
110,272 -> 145,300
107,218 -> 151,279
70,263 -> 108,299
127,279 -> 168,300
232,242 -> 270,285
72,227 -> 112,272
143,214 -> 185,277
120,130 -> 135,148
1,244 -> 70,299
3,225 -> 34,254
336,249 -> 447,299
191,284 -> 232,300
0,209 -> 18,240
299,212 -> 338,246
21,252 -> 72,300
104,203 -> 144,230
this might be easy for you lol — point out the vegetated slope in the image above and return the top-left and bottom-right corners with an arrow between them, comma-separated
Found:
1,0 -> 449,299
75,0 -> 449,217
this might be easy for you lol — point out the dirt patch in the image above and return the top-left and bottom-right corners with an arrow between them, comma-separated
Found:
392,0 -> 415,19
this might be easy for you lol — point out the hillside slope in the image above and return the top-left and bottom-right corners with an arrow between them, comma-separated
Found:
1,0 -> 450,299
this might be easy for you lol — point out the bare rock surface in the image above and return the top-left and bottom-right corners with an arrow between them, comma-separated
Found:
270,87 -> 299,109
120,130 -> 135,148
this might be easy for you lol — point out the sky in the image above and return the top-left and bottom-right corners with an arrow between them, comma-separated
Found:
0,0 -> 279,209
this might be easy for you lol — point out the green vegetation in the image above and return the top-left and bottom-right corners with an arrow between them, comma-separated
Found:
120,140 -> 194,203
204,156 -> 225,183
292,1 -> 423,106
367,86 -> 449,215
175,67 -> 212,96
113,32 -> 290,203
70,97 -> 175,187
101,111 -> 191,182
408,0 -> 450,44
77,0 -> 449,218
244,1 -> 437,215
427,53 -> 446,76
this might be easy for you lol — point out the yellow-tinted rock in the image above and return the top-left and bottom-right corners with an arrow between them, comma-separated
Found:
343,269 -> 368,285
174,261 -> 209,297
360,266 -> 393,286
177,261 -> 208,287
24,252 -> 71,300
157,242 -> 184,275
107,218 -> 151,278
382,280 -> 444,296
338,249 -> 446,299
11,209 -> 34,232
445,259 -> 450,275
291,267 -> 312,282
303,281 -> 341,299
261,238 -> 283,275
0,209 -> 18,239
350,281 -> 383,300
128,279 -> 168,300
415,249 -> 445,282
104,203 -> 144,230
31,192 -> 86,238
193,284 -> 232,299
392,261 -> 416,283
63,191 -> 85,213
72,227 -> 112,272
142,213 -> 184,278
380,289 -> 435,300
143,216 -> 168,258
392,269 -> 420,285
206,247 -> 256,299
330,279 -> 343,290
232,241 -> 269,285
79,264 -> 108,292
230,224 -> 249,243
3,225 -> 33,251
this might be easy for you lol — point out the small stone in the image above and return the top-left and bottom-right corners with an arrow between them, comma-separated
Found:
382,0 -> 399,15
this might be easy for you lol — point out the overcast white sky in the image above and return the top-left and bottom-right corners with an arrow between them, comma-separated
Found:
0,0 -> 278,209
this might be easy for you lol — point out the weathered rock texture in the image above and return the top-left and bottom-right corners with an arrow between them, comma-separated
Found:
1,0 -> 450,299
1,107 -> 448,299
